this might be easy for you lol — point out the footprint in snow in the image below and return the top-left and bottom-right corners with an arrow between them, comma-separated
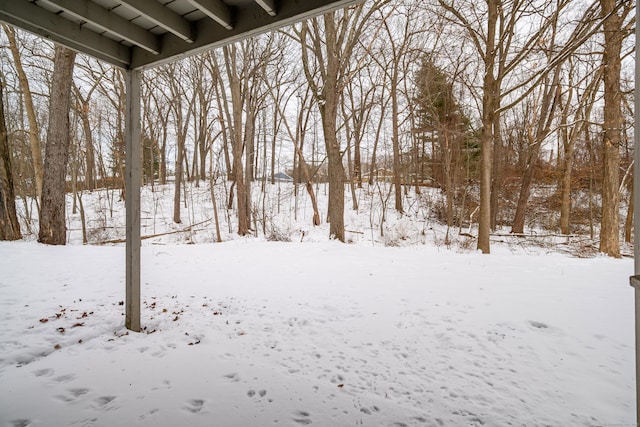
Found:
52,373 -> 76,383
224,372 -> 240,382
33,368 -> 54,378
247,389 -> 267,398
528,321 -> 549,329
184,399 -> 205,413
10,419 -> 31,427
93,396 -> 116,410
55,388 -> 90,403
293,410 -> 312,425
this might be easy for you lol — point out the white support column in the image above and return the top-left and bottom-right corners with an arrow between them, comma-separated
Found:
125,68 -> 141,332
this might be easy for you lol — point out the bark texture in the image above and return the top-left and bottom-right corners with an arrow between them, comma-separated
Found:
477,0 -> 498,254
4,25 -> 44,198
38,46 -> 76,245
0,77 -> 21,240
598,0 -> 626,258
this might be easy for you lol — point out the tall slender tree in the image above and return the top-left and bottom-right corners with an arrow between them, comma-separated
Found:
0,74 -> 21,240
296,1 -> 388,241
598,0 -> 633,257
38,45 -> 76,245
3,25 -> 45,199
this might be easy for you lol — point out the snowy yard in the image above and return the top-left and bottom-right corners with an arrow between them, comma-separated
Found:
0,240 -> 634,426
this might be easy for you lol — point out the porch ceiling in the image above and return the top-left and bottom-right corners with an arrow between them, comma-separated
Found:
0,0 -> 361,69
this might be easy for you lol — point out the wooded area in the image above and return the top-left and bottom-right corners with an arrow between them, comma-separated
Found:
0,0 -> 635,256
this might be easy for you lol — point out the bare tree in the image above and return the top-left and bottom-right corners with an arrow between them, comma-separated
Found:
597,0 -> 633,257
436,0 -> 601,251
157,62 -> 196,224
437,0 -> 500,253
370,3 -> 425,214
296,1 -> 388,241
71,68 -> 104,192
3,25 -> 45,199
222,44 -> 250,235
38,45 -> 76,245
510,64 -> 562,234
558,58 -> 601,235
0,74 -> 21,240
143,70 -> 172,186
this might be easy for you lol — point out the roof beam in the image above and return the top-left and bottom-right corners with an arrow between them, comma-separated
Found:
255,0 -> 277,17
39,0 -> 160,54
118,0 -> 194,43
187,0 -> 233,30
0,0 -> 130,68
131,0 -> 361,69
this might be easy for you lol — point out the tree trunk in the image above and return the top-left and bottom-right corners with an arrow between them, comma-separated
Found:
244,96 -> 256,230
0,77 -> 21,240
443,130 -> 454,243
558,90 -> 574,235
345,127 -> 359,211
354,123 -> 362,189
391,64 -> 403,214
511,69 -> 560,234
598,0 -> 626,258
477,0 -> 498,254
80,102 -> 96,191
173,132 -> 184,224
297,5 -> 383,241
489,111 -> 502,230
625,178 -> 633,243
223,46 -> 250,236
320,15 -> 346,242
559,66 -> 600,234
270,104 -> 277,185
38,46 -> 76,245
559,131 -> 575,235
4,25 -> 45,199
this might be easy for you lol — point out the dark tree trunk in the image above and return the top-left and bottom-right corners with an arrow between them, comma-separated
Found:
320,16 -> 346,242
490,113 -> 502,230
391,64 -> 403,214
0,77 -> 21,240
511,70 -> 560,234
598,0 -> 627,257
477,0 -> 498,254
173,132 -> 184,224
80,102 -> 96,191
38,46 -> 76,245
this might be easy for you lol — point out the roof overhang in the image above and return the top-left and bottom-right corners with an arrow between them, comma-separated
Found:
0,0 -> 363,70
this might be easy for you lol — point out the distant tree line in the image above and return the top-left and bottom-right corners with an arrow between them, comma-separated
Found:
0,0 -> 634,256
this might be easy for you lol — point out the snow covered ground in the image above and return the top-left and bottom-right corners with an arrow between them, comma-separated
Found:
0,182 -> 636,426
0,240 -> 634,426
